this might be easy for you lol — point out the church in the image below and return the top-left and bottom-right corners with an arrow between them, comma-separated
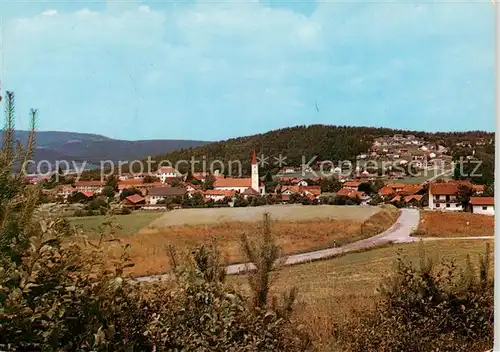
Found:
212,151 -> 266,196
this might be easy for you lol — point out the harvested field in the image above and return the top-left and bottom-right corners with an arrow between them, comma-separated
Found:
416,211 -> 494,237
229,239 -> 494,351
104,206 -> 399,277
148,204 -> 380,228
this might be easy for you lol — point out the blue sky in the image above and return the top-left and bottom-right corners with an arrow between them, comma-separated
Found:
1,0 -> 495,141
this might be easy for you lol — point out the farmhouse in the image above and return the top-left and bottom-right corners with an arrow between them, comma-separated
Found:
428,182 -> 461,211
204,189 -> 236,202
342,181 -> 362,190
470,197 -> 494,216
156,167 -> 182,183
56,185 -> 76,201
75,180 -> 105,194
147,187 -> 187,204
123,194 -> 146,208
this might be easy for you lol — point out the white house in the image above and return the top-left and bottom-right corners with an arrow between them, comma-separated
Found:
470,197 -> 494,216
204,189 -> 236,202
74,180 -> 106,194
428,182 -> 462,211
147,186 -> 186,204
56,185 -> 76,202
156,167 -> 182,183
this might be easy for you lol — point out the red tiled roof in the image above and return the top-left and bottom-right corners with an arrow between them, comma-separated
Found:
387,183 -> 407,189
343,181 -> 362,188
204,189 -> 236,197
379,186 -> 395,196
241,187 -> 260,196
337,188 -> 367,199
119,179 -> 144,186
470,197 -> 494,206
215,178 -> 252,188
125,194 -> 145,204
350,191 -> 367,199
403,195 -> 423,203
75,180 -> 105,187
281,185 -> 301,194
473,185 -> 485,192
336,187 -> 354,197
80,191 -> 94,198
398,185 -> 423,196
157,167 -> 177,173
430,182 -> 459,195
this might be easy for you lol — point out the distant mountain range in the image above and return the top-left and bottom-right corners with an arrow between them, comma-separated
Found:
3,130 -> 209,172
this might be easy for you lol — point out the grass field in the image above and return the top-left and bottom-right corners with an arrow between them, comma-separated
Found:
229,238 -> 494,351
416,211 -> 494,237
69,212 -> 164,237
148,204 -> 380,228
104,206 -> 399,277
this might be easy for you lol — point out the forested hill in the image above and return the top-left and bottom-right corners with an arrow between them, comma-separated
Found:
145,125 -> 371,174
146,125 -> 493,175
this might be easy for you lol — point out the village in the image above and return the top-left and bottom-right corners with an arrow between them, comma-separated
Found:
30,134 -> 494,216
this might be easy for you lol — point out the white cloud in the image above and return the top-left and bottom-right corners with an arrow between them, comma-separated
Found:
1,1 -> 494,139
40,9 -> 58,17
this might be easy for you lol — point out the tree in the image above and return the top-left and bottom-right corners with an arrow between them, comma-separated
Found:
202,174 -> 215,191
143,175 -> 159,183
101,185 -> 116,200
457,184 -> 473,210
106,175 -> 119,192
169,178 -> 182,187
368,194 -> 383,205
119,187 -> 142,201
372,179 -> 385,192
319,177 -> 342,193
263,171 -> 275,192
483,184 -> 494,197
358,182 -> 373,194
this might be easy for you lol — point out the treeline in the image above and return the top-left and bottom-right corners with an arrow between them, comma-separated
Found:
74,125 -> 495,180
138,125 -> 493,175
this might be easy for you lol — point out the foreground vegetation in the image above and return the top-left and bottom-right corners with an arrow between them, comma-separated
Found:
230,239 -> 493,351
0,92 -> 494,351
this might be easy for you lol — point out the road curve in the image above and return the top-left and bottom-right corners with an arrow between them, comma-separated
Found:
135,208 -> 420,283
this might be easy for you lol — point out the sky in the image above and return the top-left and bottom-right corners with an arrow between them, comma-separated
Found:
0,0 -> 495,141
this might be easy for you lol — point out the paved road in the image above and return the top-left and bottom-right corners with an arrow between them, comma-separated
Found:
135,209 -> 421,282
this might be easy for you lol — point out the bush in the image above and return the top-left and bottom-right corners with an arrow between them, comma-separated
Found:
333,243 -> 493,352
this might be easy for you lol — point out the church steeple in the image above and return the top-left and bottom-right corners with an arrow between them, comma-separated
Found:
251,151 -> 260,193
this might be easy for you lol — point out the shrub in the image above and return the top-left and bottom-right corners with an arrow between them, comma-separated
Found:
333,243 -> 493,352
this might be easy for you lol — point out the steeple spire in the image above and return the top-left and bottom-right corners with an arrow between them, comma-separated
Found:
251,150 -> 257,165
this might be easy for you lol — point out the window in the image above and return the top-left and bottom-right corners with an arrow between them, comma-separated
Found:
436,203 -> 440,208
482,206 -> 487,211
445,195 -> 450,202
446,203 -> 450,208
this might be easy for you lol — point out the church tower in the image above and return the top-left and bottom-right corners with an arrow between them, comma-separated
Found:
251,151 -> 259,192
